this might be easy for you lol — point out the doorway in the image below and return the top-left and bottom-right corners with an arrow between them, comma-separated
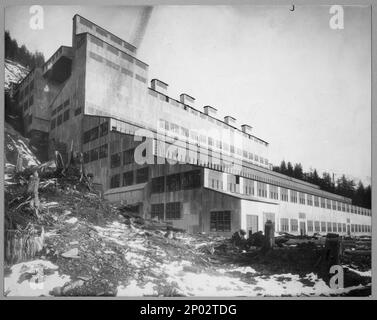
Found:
246,214 -> 258,235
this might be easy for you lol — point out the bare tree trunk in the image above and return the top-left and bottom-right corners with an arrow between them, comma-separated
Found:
28,170 -> 40,218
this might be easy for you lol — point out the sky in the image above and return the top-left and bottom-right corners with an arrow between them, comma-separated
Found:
5,5 -> 371,185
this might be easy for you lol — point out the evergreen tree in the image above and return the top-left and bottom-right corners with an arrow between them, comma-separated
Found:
287,162 -> 294,177
293,163 -> 303,180
279,160 -> 287,175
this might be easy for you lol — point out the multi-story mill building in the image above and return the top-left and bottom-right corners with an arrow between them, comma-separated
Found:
14,14 -> 372,236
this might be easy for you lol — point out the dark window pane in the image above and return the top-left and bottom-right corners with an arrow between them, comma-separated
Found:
136,167 -> 149,183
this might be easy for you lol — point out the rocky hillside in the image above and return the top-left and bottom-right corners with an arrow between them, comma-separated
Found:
4,122 -> 40,179
5,58 -> 29,92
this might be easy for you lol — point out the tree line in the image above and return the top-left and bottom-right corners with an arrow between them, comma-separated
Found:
5,30 -> 45,69
272,160 -> 371,209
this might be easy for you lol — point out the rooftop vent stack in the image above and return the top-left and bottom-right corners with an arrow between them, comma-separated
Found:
224,116 -> 237,127
241,124 -> 253,134
151,79 -> 168,94
180,93 -> 195,107
203,105 -> 218,117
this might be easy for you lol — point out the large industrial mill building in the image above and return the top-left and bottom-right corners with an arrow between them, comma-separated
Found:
14,15 -> 372,236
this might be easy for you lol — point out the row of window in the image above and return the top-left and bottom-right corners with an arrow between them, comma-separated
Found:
88,34 -> 145,68
280,218 -> 371,233
157,118 -> 269,167
83,144 -> 108,163
22,95 -> 34,112
51,98 -> 70,116
151,202 -> 181,220
89,50 -> 147,83
210,211 -> 231,232
18,79 -> 34,101
216,177 -> 371,216
80,16 -> 136,53
83,122 -> 109,144
50,109 -> 71,129
110,167 -> 149,188
151,170 -> 201,194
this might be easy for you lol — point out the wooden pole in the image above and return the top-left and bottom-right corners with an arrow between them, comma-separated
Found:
263,219 -> 275,251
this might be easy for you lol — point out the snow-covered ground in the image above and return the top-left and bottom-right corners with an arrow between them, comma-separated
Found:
4,221 -> 371,297
4,260 -> 71,297
5,59 -> 29,91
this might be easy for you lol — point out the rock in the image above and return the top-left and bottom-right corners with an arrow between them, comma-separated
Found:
165,230 -> 174,239
52,286 -> 62,296
63,210 -> 72,216
182,265 -> 202,274
61,248 -> 80,259
66,217 -> 78,224
62,280 -> 84,294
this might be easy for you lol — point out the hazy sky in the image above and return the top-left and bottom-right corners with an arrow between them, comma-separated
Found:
5,5 -> 371,184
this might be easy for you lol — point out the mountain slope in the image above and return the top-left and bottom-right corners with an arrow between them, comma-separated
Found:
5,58 -> 29,92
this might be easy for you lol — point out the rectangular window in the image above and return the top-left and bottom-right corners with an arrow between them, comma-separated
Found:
269,185 -> 278,200
333,222 -> 337,232
314,221 -> 320,232
89,51 -> 103,63
90,148 -> 99,162
100,122 -> 109,136
63,99 -> 70,108
327,222 -> 332,232
135,74 -> 147,83
123,171 -> 133,186
74,107 -> 82,116
338,223 -> 342,232
151,204 -> 164,220
123,148 -> 134,165
89,127 -> 99,141
57,114 -> 62,126
83,151 -> 90,163
210,211 -> 231,232
314,196 -> 319,207
290,219 -> 298,232
307,194 -> 313,206
306,220 -> 313,232
99,144 -> 108,159
280,218 -> 289,232
257,182 -> 267,198
321,221 -> 326,232
290,190 -> 298,203
320,198 -> 326,208
135,60 -> 147,70
29,95 -> 34,107
107,44 -> 118,56
166,202 -> 181,220
299,192 -> 305,204
121,52 -> 134,63
181,170 -> 201,190
151,176 -> 165,193
326,199 -> 332,209
63,109 -> 70,122
333,201 -> 337,210
50,118 -> 56,130
166,173 -> 181,192
83,131 -> 90,144
136,167 -> 149,183
110,174 -> 120,188
110,152 -> 121,168
280,188 -> 288,202
117,65 -> 132,76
